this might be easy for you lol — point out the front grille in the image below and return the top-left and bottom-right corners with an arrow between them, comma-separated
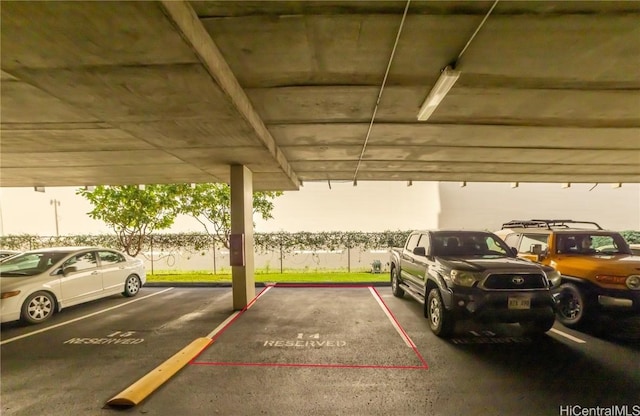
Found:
482,273 -> 547,290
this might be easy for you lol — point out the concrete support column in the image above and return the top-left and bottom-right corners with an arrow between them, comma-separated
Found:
230,165 -> 255,310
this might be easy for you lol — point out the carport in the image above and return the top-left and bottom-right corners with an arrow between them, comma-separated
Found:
2,0 -> 638,309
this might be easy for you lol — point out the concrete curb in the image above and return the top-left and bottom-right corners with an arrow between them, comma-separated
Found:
144,281 -> 391,288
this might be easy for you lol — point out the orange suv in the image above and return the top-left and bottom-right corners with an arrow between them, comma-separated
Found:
495,220 -> 640,329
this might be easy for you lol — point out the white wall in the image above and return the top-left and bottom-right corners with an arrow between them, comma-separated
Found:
437,182 -> 640,232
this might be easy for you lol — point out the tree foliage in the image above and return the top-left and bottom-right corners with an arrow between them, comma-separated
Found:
76,183 -> 282,254
177,183 -> 282,248
76,185 -> 184,256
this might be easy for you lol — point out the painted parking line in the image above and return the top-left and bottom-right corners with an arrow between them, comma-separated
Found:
549,328 -> 587,344
206,285 -> 272,340
369,287 -> 416,349
0,288 -> 174,346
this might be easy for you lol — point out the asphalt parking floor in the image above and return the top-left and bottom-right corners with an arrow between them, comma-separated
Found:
194,285 -> 427,369
1,285 -> 638,416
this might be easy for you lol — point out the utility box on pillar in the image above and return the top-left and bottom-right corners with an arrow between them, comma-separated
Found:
229,234 -> 245,266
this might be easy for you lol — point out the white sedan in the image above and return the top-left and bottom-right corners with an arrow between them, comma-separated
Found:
0,247 -> 146,324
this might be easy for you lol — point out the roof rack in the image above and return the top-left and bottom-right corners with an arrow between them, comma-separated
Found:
501,219 -> 603,230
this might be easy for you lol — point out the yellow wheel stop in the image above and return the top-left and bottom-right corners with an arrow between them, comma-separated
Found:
106,337 -> 212,407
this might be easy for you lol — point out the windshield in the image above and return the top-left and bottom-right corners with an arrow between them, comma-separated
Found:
432,232 -> 512,257
0,252 -> 70,277
556,233 -> 631,255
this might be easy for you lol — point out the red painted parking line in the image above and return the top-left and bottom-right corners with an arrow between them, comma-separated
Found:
191,284 -> 428,370
191,361 -> 428,370
370,286 -> 429,368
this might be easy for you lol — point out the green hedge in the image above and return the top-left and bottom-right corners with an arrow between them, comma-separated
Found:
2,230 -> 638,253
0,231 -> 411,253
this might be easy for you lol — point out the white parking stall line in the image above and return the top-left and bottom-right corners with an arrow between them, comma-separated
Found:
206,311 -> 241,340
369,287 -> 415,348
0,288 -> 174,346
550,328 -> 587,344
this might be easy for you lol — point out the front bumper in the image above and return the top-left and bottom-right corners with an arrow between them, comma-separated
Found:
0,296 -> 21,324
443,288 -> 556,323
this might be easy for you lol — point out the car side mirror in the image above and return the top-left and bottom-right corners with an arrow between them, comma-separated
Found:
54,267 -> 64,276
510,247 -> 519,256
63,266 -> 77,274
413,247 -> 426,257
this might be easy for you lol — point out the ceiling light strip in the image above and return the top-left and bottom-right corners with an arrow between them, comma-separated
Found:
352,0 -> 411,183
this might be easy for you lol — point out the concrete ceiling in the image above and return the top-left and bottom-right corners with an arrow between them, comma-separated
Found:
1,1 -> 639,191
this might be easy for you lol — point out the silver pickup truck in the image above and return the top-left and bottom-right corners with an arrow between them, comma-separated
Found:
389,230 -> 560,338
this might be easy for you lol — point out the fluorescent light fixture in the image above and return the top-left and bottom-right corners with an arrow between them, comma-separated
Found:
511,182 -> 519,188
562,183 -> 571,189
33,186 -> 45,193
612,183 -> 622,188
417,66 -> 461,121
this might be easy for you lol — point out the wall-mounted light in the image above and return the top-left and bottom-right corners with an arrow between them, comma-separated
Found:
34,186 -> 45,193
417,66 -> 461,121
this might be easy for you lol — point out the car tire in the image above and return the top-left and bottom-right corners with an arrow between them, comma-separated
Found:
426,288 -> 455,338
21,291 -> 55,324
391,266 -> 405,298
520,316 -> 555,335
556,283 -> 590,329
123,275 -> 141,297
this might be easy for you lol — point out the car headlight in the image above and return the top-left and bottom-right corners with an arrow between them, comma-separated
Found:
626,275 -> 640,290
546,270 -> 562,288
450,270 -> 481,287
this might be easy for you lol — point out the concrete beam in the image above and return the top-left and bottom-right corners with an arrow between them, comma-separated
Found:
160,1 -> 300,190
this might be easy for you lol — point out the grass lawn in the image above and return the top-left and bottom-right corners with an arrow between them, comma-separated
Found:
146,271 -> 389,283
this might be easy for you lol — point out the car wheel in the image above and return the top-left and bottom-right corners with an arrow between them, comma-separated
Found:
123,275 -> 141,297
391,267 -> 405,298
426,288 -> 455,338
520,316 -> 555,335
556,283 -> 589,329
21,291 -> 55,324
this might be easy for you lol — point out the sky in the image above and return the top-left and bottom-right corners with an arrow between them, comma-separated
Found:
0,181 -> 440,236
0,181 -> 638,237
